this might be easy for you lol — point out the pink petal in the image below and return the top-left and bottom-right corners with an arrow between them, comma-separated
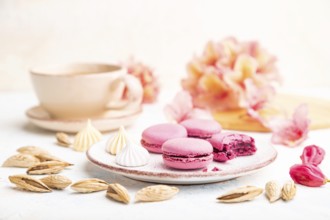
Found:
164,91 -> 193,123
269,104 -> 310,147
164,91 -> 213,123
244,79 -> 275,111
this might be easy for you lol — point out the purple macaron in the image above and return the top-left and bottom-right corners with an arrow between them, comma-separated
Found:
180,119 -> 221,139
141,123 -> 187,153
162,138 -> 213,170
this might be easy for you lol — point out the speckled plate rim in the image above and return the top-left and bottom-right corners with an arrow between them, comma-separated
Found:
86,140 -> 277,182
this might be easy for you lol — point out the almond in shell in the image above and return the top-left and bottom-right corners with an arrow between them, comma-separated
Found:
71,178 -> 109,193
9,174 -> 51,192
107,183 -> 130,204
40,175 -> 72,189
135,185 -> 179,202
27,161 -> 72,175
217,186 -> 263,203
2,154 -> 40,168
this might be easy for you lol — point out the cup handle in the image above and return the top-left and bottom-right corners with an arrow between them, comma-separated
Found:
106,74 -> 143,111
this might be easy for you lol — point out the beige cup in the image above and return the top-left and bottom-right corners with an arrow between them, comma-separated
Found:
30,63 -> 143,119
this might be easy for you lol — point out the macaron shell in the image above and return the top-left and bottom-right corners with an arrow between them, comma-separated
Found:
141,123 -> 187,146
163,154 -> 213,170
140,140 -> 162,153
162,138 -> 213,156
180,119 -> 221,138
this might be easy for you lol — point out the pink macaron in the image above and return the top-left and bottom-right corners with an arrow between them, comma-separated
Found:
210,132 -> 257,161
141,123 -> 187,153
180,119 -> 221,139
209,133 -> 236,162
162,137 -> 213,170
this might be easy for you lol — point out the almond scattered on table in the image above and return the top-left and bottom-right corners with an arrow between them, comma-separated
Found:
40,175 -> 72,190
265,180 -> 282,203
56,132 -> 72,148
217,186 -> 263,203
27,161 -> 72,175
9,174 -> 52,193
281,180 -> 296,201
107,183 -> 130,204
135,185 -> 179,202
71,178 -> 109,193
2,154 -> 40,168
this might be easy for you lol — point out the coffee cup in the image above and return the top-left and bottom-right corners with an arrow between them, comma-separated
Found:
30,62 -> 143,119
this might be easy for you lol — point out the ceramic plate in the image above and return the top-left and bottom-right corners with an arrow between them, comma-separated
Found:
26,106 -> 142,133
87,140 -> 277,184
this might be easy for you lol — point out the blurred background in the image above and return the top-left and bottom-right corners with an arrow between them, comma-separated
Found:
0,0 -> 329,90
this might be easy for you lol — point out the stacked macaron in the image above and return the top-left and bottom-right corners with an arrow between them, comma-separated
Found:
140,119 -> 257,170
141,123 -> 187,153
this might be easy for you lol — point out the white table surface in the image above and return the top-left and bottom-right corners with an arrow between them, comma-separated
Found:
1,88 -> 330,220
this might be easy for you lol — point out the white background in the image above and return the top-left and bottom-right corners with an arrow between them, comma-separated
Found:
0,0 -> 330,90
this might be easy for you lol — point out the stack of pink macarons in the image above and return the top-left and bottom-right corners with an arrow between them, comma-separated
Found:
141,119 -> 257,170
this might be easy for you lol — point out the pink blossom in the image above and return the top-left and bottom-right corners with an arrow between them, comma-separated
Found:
244,79 -> 275,126
290,164 -> 327,187
300,145 -> 325,166
182,37 -> 280,112
269,104 -> 310,147
164,91 -> 212,123
123,58 -> 159,103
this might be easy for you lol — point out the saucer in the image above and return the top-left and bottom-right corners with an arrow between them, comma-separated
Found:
26,106 -> 143,133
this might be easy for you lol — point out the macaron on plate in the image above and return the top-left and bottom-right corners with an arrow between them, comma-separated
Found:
87,139 -> 277,184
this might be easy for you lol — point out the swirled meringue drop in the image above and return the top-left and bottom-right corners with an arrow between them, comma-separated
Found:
106,126 -> 127,155
73,119 -> 102,152
115,138 -> 150,167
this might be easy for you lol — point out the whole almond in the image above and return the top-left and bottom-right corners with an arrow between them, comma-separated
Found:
135,185 -> 179,202
16,146 -> 67,162
217,186 -> 263,203
40,175 -> 72,189
27,161 -> 72,175
2,154 -> 40,168
265,180 -> 282,203
71,178 -> 109,193
107,183 -> 130,204
282,180 -> 296,201
56,132 -> 72,147
9,174 -> 51,192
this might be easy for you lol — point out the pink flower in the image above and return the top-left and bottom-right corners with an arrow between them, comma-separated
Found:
244,79 -> 275,126
181,37 -> 280,112
300,145 -> 325,166
289,164 -> 327,187
269,104 -> 310,147
123,58 -> 159,103
164,91 -> 212,123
